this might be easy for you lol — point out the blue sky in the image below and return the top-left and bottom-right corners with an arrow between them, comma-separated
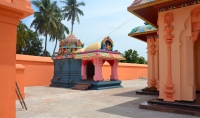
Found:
22,0 -> 147,59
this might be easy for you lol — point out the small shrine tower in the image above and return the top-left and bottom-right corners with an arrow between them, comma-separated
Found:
51,35 -> 125,90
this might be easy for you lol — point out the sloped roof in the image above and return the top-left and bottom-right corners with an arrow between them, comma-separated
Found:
129,0 -> 155,8
128,0 -> 173,11
127,0 -> 174,28
129,24 -> 157,34
128,24 -> 157,42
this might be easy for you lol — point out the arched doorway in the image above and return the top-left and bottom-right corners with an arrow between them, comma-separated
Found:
191,6 -> 200,92
86,61 -> 95,80
194,35 -> 200,91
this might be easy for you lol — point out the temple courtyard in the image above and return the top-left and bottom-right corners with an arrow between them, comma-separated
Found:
16,79 -> 199,118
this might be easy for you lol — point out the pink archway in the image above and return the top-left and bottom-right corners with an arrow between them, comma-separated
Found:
81,59 -> 118,81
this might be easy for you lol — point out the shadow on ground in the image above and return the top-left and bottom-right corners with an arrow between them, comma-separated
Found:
97,90 -> 157,118
113,89 -> 144,98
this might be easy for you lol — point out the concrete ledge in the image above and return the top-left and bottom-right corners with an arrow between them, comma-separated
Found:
139,100 -> 200,117
136,90 -> 159,95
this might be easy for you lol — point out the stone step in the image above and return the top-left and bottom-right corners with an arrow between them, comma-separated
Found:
76,82 -> 91,86
75,84 -> 90,87
72,86 -> 87,90
72,83 -> 92,90
73,85 -> 88,89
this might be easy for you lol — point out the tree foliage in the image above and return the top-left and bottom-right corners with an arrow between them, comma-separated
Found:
17,29 -> 43,55
62,0 -> 85,32
118,49 -> 147,64
31,0 -> 61,56
50,5 -> 69,57
17,21 -> 51,57
17,21 -> 30,48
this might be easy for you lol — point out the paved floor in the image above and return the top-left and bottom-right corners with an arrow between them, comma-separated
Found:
16,79 -> 199,118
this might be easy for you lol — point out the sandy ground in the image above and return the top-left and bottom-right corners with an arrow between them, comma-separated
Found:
16,79 -> 199,118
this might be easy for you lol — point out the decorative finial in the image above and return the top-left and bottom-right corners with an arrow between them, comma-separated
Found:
70,31 -> 73,35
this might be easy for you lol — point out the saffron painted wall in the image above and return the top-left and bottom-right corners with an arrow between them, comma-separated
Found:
16,54 -> 148,86
16,54 -> 54,86
16,64 -> 25,99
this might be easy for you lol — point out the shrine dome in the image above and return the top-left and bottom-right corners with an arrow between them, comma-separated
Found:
64,34 -> 79,45
59,33 -> 83,49
84,42 -> 101,52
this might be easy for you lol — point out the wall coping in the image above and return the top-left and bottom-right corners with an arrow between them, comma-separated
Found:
16,64 -> 25,70
103,62 -> 147,67
16,54 -> 53,63
16,54 -> 148,67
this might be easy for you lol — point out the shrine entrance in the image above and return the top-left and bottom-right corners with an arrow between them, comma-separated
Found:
194,36 -> 200,90
86,61 -> 95,80
194,35 -> 200,105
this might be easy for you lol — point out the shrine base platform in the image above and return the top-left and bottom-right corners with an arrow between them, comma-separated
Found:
139,94 -> 200,117
78,80 -> 123,90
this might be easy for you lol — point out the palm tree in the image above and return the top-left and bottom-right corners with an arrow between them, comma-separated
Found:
61,0 -> 85,33
17,21 -> 30,53
31,0 -> 59,56
50,7 -> 69,57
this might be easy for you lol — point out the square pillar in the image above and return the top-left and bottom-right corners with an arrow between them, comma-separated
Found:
81,61 -> 87,80
110,60 -> 118,80
0,1 -> 33,118
93,58 -> 103,81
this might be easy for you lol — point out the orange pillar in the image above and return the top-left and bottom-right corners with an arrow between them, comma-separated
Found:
163,13 -> 174,102
149,36 -> 156,88
0,1 -> 33,118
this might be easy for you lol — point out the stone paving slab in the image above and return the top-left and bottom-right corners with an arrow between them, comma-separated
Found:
16,79 -> 200,118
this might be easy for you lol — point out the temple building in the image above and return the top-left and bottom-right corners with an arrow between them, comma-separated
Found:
128,0 -> 200,115
51,34 -> 125,90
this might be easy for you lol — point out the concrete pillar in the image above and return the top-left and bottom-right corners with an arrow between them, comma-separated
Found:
81,60 -> 87,80
93,58 -> 103,81
110,60 -> 118,80
0,1 -> 33,117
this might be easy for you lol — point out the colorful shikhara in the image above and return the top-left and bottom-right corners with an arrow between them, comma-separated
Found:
54,33 -> 84,56
52,35 -> 125,61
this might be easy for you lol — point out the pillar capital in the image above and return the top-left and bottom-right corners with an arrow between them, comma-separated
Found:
0,0 -> 33,20
93,58 -> 103,66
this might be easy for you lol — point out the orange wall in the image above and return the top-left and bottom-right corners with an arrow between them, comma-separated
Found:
16,64 -> 25,99
16,54 -> 54,86
16,54 -> 147,86
102,62 -> 147,80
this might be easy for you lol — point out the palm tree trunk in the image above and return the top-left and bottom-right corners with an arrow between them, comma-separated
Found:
52,39 -> 57,58
71,20 -> 73,33
43,33 -> 48,56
